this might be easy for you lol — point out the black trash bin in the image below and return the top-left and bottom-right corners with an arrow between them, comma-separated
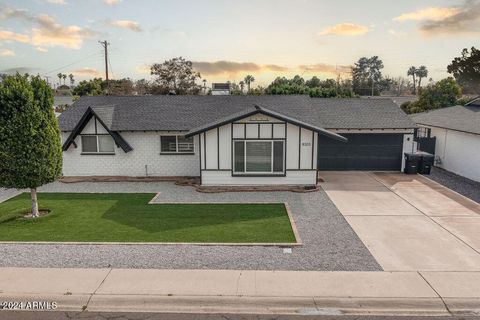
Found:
418,152 -> 434,174
404,153 -> 421,174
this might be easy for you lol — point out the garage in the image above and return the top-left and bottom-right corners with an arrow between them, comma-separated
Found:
317,133 -> 404,171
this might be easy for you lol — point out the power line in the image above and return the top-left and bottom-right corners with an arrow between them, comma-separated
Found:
42,51 -> 102,75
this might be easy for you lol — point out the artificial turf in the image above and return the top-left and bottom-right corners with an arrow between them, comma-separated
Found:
0,193 -> 296,243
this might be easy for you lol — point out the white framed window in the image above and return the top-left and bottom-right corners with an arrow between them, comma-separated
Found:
81,135 -> 115,154
160,135 -> 194,154
233,140 -> 284,174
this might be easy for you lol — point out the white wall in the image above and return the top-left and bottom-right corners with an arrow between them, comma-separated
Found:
428,126 -> 480,182
401,133 -> 415,171
62,131 -> 200,177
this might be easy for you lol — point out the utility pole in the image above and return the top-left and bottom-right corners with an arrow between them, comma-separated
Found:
99,40 -> 109,92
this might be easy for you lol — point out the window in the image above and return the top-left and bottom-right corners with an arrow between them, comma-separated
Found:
233,140 -> 284,174
160,135 -> 194,154
81,135 -> 115,154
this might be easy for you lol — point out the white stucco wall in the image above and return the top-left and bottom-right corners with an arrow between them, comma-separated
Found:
62,129 -> 200,177
427,126 -> 480,182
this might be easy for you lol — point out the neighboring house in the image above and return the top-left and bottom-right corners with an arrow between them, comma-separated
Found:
58,95 -> 416,186
411,97 -> 480,182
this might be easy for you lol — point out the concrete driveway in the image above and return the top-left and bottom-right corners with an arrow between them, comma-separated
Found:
319,171 -> 480,271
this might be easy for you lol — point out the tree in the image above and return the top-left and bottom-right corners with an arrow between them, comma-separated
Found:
447,47 -> 480,93
305,76 -> 321,88
62,74 -> 67,85
401,77 -> 462,114
265,75 -> 353,97
72,78 -> 105,96
150,57 -> 202,95
239,81 -> 245,92
57,73 -> 63,86
416,66 -> 428,89
69,74 -> 75,87
0,74 -> 62,217
352,56 -> 384,96
407,66 -> 417,94
244,75 -> 255,92
108,78 -> 135,95
134,79 -> 152,95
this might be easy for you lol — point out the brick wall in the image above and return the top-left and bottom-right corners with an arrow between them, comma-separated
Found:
62,131 -> 200,177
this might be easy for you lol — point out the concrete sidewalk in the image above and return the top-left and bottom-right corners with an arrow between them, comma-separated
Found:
1,268 -> 480,316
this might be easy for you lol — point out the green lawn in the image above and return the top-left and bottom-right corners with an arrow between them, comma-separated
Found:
0,193 -> 296,243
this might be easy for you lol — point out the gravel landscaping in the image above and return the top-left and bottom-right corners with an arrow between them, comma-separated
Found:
0,181 -> 381,271
425,167 -> 480,203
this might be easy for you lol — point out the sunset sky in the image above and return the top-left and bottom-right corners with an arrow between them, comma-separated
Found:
0,0 -> 479,86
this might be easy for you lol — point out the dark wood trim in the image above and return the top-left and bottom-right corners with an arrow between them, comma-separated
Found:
257,123 -> 260,139
233,121 -> 285,125
203,133 -> 206,170
232,173 -> 287,178
298,126 -> 301,169
202,169 -> 231,172
243,123 -> 247,139
79,133 -> 111,136
94,117 -> 98,134
160,152 -> 195,155
80,152 -> 115,156
271,123 -> 274,139
311,131 -> 315,170
198,135 -> 202,184
232,138 -> 286,141
284,123 -> 288,171
217,127 -> 220,170
230,124 -> 234,172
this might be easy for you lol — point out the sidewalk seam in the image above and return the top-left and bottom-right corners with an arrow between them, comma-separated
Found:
83,268 -> 112,312
417,271 -> 452,316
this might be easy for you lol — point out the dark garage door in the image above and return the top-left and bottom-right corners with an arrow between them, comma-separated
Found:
317,133 -> 403,171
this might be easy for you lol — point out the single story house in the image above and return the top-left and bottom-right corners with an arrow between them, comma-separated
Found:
411,97 -> 480,182
58,95 -> 416,186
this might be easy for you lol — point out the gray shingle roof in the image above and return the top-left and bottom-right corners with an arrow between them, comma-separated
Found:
58,95 -> 416,132
411,105 -> 480,135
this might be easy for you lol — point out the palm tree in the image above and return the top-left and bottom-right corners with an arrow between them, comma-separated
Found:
62,74 -> 67,85
57,73 -> 62,87
69,74 -> 74,87
244,75 -> 255,92
407,66 -> 417,94
415,66 -> 428,89
239,81 -> 245,92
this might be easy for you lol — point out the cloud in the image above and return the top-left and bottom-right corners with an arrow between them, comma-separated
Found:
319,23 -> 369,36
36,47 -> 48,52
1,8 -> 95,49
0,48 -> 15,56
103,0 -> 121,5
1,67 -> 40,74
110,20 -> 142,32
298,63 -> 351,75
394,7 -> 459,21
135,65 -> 150,74
419,0 -> 480,35
31,15 -> 95,49
388,29 -> 407,37
46,0 -> 67,4
0,30 -> 29,43
71,67 -> 101,76
192,61 -> 289,76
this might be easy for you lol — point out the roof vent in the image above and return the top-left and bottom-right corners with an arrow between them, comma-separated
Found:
212,83 -> 230,95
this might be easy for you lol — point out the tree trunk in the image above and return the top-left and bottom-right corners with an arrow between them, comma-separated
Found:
31,188 -> 39,218
412,75 -> 416,95
418,77 -> 422,89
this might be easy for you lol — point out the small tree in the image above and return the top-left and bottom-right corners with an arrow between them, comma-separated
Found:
447,47 -> 480,94
0,74 -> 62,217
69,74 -> 75,87
407,66 -> 417,94
244,75 -> 255,92
150,57 -> 202,95
416,65 -> 428,88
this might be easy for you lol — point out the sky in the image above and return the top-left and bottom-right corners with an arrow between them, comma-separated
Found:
0,0 -> 479,87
